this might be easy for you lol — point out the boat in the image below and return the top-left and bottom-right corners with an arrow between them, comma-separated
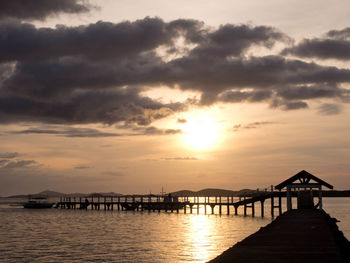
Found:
23,196 -> 55,209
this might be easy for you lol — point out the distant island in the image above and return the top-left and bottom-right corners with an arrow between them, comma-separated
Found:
4,188 -> 350,198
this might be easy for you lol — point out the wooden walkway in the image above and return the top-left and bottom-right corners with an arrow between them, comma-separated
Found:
56,191 -> 286,217
209,209 -> 350,263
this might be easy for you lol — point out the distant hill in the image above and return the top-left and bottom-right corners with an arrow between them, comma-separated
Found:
171,189 -> 350,197
7,190 -> 123,198
197,188 -> 236,196
171,188 -> 256,196
37,190 -> 65,197
89,192 -> 122,197
7,189 -> 350,198
171,190 -> 196,196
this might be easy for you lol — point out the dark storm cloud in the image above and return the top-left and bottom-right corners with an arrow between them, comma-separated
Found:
168,55 -> 350,105
282,27 -> 350,60
183,24 -> 290,59
0,19 -> 279,63
0,0 -> 91,20
0,89 -> 186,125
0,18 -> 349,126
0,18 -> 171,63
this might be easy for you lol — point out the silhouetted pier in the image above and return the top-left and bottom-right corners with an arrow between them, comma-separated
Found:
209,209 -> 350,263
56,170 -> 335,218
56,190 -> 287,217
207,171 -> 350,262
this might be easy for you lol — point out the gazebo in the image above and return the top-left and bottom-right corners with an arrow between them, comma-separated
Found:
275,170 -> 333,210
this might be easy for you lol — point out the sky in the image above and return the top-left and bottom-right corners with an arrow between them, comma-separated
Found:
0,0 -> 350,196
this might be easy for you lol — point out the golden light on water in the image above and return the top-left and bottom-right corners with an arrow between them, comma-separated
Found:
186,215 -> 213,261
182,114 -> 221,150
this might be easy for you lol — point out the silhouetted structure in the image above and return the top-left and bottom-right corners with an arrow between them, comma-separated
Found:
275,170 -> 333,210
209,209 -> 350,263
56,170 -> 337,217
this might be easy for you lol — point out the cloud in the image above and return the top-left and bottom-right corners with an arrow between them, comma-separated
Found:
12,125 -> 182,138
0,159 -> 9,166
162,157 -> 198,161
0,18 -> 349,127
218,90 -> 272,103
270,98 -> 309,111
282,27 -> 350,60
128,125 -> 182,135
326,28 -> 350,40
317,103 -> 343,115
12,127 -> 121,138
276,84 -> 343,100
183,23 -> 290,59
103,171 -> 125,177
74,165 -> 90,169
1,160 -> 38,169
177,118 -> 187,123
0,89 -> 186,125
0,152 -> 19,159
0,0 -> 91,20
233,122 -> 275,131
0,18 -> 195,63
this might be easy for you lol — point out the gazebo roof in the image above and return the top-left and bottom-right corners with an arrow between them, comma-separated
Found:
275,170 -> 333,190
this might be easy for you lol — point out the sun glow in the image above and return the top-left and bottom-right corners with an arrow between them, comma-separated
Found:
182,114 -> 221,150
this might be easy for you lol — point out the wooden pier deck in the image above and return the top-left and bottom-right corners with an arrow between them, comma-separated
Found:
209,209 -> 350,263
56,191 -> 286,217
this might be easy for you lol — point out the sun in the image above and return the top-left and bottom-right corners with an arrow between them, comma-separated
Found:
182,114 -> 221,150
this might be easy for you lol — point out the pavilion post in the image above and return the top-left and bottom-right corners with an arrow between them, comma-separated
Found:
286,185 -> 292,211
318,185 -> 323,210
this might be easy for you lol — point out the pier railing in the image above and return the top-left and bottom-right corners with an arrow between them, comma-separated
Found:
56,188 -> 287,217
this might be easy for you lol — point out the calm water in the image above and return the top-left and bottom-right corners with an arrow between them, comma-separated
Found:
0,198 -> 349,263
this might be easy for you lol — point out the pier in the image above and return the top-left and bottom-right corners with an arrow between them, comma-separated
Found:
56,170 -> 333,218
209,209 -> 350,263
56,191 -> 285,217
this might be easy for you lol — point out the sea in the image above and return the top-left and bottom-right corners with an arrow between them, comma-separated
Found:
0,197 -> 349,263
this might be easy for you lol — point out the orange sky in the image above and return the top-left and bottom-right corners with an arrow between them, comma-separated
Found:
0,0 -> 349,196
